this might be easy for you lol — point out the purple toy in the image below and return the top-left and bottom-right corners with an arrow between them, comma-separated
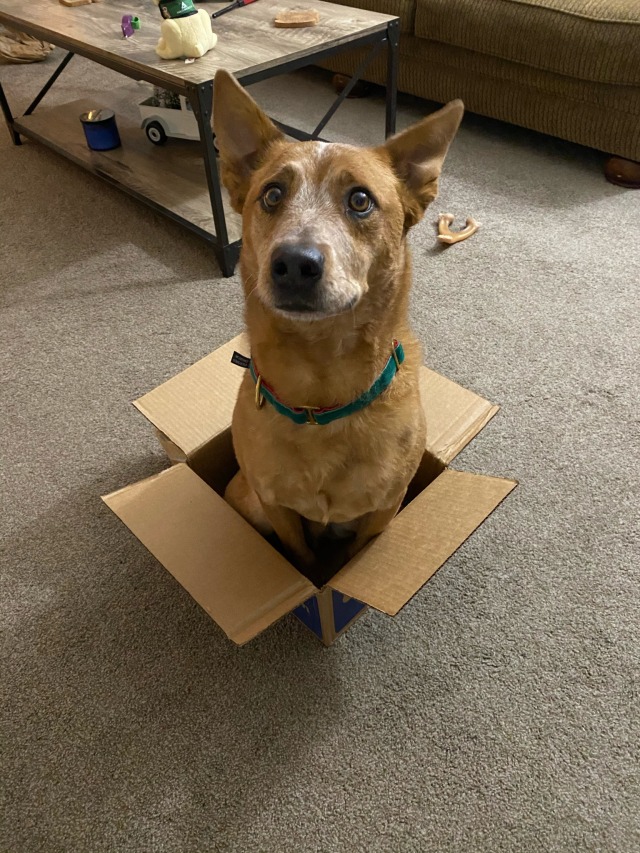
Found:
121,15 -> 134,37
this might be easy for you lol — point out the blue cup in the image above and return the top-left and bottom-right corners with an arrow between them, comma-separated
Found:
80,108 -> 121,151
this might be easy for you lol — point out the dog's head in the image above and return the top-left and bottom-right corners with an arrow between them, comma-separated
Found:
213,70 -> 463,321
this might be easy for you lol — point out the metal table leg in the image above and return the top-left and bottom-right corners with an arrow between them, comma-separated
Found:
24,51 -> 74,116
310,38 -> 384,140
385,19 -> 399,138
0,81 -> 21,145
1,49 -> 76,146
189,81 -> 240,277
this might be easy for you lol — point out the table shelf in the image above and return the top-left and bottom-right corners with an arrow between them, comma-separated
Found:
14,89 -> 242,244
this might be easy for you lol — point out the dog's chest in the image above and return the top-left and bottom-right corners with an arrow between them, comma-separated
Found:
256,441 -> 389,523
235,392 -> 424,524
268,432 -> 382,522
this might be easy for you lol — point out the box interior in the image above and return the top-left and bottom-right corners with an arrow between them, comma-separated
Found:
185,423 -> 447,587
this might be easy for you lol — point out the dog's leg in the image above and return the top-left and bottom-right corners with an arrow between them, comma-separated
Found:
260,502 -> 315,570
226,472 -> 314,568
225,471 -> 273,537
347,499 -> 403,560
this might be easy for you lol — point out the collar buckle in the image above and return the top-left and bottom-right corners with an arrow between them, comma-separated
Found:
255,375 -> 265,410
391,339 -> 402,370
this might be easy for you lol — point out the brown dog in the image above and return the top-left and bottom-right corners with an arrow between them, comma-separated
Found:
213,70 -> 463,574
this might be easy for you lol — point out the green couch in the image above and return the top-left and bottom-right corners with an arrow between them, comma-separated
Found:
324,0 -> 640,169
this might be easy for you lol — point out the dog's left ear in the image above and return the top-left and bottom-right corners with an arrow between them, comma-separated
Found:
379,99 -> 464,229
213,70 -> 284,212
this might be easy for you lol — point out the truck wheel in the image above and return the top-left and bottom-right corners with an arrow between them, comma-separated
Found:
146,121 -> 167,145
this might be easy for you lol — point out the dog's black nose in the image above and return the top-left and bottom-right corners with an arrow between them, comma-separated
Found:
270,245 -> 324,290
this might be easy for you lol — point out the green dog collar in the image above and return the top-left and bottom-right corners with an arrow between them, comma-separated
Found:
158,0 -> 197,20
231,341 -> 405,426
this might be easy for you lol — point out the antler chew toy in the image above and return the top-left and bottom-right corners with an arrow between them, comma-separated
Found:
437,213 -> 480,245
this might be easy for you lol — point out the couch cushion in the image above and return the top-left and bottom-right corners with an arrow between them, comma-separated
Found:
332,0 -> 416,35
415,0 -> 640,85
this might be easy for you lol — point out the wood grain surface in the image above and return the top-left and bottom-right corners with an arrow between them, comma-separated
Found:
0,0 -> 395,90
13,86 -> 242,242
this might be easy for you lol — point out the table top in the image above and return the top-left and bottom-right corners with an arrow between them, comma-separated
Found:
0,0 -> 396,90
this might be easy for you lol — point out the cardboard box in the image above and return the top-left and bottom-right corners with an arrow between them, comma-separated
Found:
103,335 -> 516,646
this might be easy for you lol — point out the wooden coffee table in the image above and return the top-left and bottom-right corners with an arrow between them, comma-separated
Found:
0,0 -> 399,276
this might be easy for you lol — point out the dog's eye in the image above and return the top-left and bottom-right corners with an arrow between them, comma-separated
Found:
261,184 -> 284,211
347,189 -> 373,215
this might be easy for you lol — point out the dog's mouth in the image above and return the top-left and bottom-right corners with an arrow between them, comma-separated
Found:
274,301 -> 319,314
272,291 -> 360,320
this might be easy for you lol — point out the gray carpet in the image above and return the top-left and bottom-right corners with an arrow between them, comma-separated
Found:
1,52 -> 639,853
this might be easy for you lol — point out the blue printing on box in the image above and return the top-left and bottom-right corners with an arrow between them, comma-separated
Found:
293,595 -> 323,639
332,590 -> 367,633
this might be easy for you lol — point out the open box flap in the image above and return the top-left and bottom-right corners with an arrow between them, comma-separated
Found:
420,368 -> 499,464
103,463 -> 315,645
328,469 -> 517,616
133,334 -> 248,459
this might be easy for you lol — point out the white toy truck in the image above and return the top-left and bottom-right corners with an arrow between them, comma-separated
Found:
139,92 -> 199,145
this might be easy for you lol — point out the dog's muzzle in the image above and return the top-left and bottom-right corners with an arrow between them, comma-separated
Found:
270,244 -> 325,313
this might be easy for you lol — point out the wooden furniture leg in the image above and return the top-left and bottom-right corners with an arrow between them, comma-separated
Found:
332,73 -> 372,98
604,156 -> 640,189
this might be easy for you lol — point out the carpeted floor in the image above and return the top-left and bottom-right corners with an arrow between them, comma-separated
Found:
1,52 -> 638,853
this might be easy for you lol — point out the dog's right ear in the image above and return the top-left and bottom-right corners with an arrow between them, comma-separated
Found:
378,99 -> 464,229
213,70 -> 284,212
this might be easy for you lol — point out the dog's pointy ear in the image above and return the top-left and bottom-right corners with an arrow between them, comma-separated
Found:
379,100 -> 464,229
213,70 -> 284,212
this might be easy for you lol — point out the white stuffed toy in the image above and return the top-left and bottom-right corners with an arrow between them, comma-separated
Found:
153,0 -> 217,60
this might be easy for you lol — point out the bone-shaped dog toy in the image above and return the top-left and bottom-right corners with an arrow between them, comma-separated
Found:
437,212 -> 480,245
